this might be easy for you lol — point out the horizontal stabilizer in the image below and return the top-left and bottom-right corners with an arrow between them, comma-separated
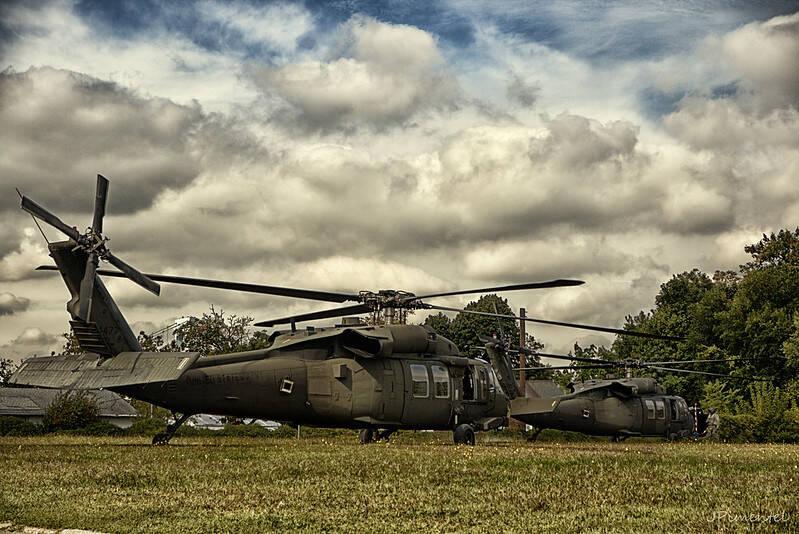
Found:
510,396 -> 560,417
10,352 -> 200,389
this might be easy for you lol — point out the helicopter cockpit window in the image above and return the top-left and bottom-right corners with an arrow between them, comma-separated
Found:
655,400 -> 665,419
645,399 -> 655,419
431,365 -> 449,399
410,364 -> 429,398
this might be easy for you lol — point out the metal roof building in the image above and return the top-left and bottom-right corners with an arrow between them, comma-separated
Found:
0,387 -> 139,428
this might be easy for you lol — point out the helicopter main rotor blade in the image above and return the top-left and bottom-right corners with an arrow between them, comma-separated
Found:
647,365 -> 771,381
105,252 -> 161,296
254,303 -> 372,327
529,351 -> 616,365
426,304 -> 684,341
643,356 -> 776,366
19,195 -> 80,241
35,266 -> 360,303
515,364 -> 618,371
77,252 -> 99,321
409,279 -> 584,301
91,174 -> 109,235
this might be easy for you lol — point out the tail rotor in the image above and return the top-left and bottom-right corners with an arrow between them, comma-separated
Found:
19,174 -> 160,322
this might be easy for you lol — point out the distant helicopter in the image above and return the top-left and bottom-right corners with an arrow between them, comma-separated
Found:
12,175 -> 680,445
493,345 -> 767,441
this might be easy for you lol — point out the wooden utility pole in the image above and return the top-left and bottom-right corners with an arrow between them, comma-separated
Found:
519,307 -> 526,395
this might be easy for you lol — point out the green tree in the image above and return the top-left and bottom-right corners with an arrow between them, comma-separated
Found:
43,391 -> 99,431
0,358 -> 17,385
735,382 -> 798,442
448,295 -> 520,357
741,228 -> 799,273
173,306 -> 254,355
700,380 -> 741,415
566,343 -> 619,382
422,312 -> 453,340
60,331 -> 83,355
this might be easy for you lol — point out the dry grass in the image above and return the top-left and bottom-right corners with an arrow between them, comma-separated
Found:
1,433 -> 797,533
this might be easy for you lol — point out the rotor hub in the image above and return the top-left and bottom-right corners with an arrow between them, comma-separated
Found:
359,290 -> 418,310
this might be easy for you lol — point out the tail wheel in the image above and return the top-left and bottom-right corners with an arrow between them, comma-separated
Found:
453,424 -> 475,446
358,428 -> 375,444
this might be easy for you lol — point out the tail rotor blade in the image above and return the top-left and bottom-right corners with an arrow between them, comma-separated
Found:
106,252 -> 161,296
19,196 -> 80,241
78,253 -> 98,321
92,174 -> 109,235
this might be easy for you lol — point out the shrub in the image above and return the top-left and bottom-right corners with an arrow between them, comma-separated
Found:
0,416 -> 42,436
43,391 -> 100,431
218,423 -> 275,437
65,421 -> 123,436
125,417 -> 167,436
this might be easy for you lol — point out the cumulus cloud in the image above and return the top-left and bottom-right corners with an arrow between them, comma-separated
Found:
248,16 -> 460,131
0,228 -> 49,281
0,292 -> 30,316
464,237 -> 637,282
658,13 -> 799,239
719,12 -> 799,112
1,2 -> 798,356
1,326 -> 61,361
0,67 -> 205,216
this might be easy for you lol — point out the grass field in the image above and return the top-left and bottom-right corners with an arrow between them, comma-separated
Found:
1,433 -> 797,533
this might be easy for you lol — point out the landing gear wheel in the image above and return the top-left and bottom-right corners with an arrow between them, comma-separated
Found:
375,429 -> 396,442
453,424 -> 475,446
611,435 -> 628,443
526,428 -> 543,442
151,413 -> 192,446
152,432 -> 170,445
359,428 -> 375,444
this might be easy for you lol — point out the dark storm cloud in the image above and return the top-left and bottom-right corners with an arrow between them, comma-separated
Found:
0,292 -> 30,316
0,67 -> 205,218
102,111 -> 668,277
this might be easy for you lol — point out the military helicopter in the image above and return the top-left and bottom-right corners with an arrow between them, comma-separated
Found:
11,175 -> 680,446
492,345 -> 768,441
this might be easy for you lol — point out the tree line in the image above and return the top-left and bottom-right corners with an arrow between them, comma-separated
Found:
2,229 -> 797,441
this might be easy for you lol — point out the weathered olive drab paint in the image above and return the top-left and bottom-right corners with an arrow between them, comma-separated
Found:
511,378 -> 694,440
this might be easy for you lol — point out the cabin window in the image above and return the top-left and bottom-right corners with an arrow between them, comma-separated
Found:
670,399 -> 678,420
431,365 -> 450,399
645,399 -> 655,419
410,364 -> 429,398
463,366 -> 475,400
655,400 -> 665,419
678,398 -> 688,417
478,368 -> 489,400
486,368 -> 497,393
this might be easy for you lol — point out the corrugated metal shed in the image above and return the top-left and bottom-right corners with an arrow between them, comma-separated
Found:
0,388 -> 138,418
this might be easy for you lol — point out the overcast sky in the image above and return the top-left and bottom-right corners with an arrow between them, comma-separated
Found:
1,0 -> 798,360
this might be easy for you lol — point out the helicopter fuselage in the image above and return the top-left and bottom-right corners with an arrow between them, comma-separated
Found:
117,328 -> 509,432
511,378 -> 694,440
